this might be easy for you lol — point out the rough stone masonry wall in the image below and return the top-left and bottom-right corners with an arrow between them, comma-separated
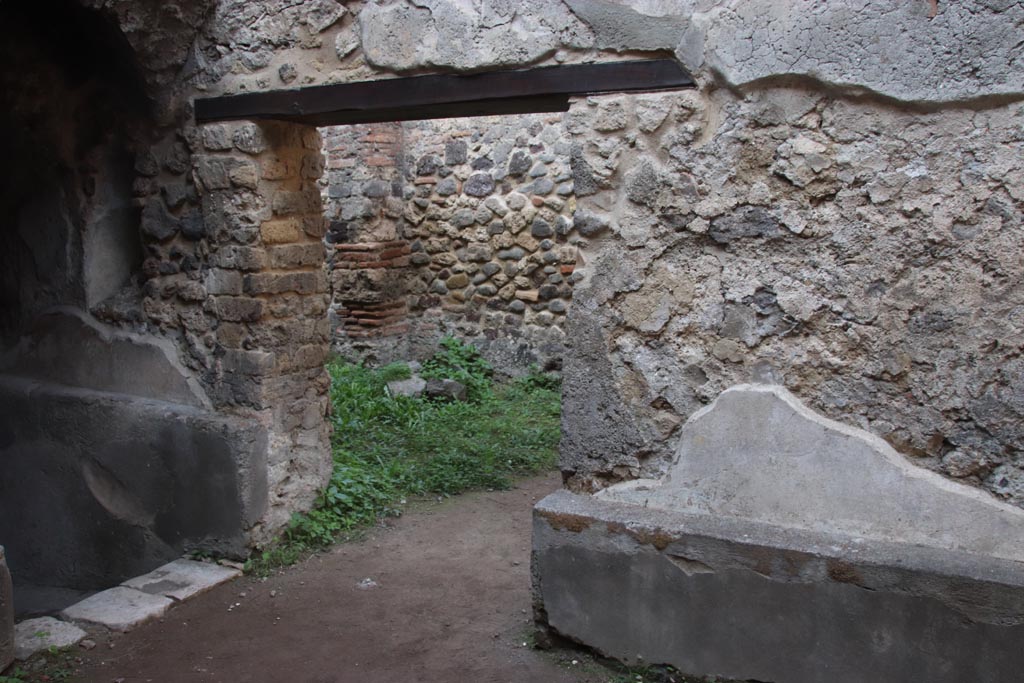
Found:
322,113 -> 578,372
46,0 -> 1024,548
562,88 -> 1024,507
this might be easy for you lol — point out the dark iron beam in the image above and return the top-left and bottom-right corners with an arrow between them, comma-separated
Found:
193,59 -> 694,126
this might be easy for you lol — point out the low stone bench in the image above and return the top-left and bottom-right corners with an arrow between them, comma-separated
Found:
533,385 -> 1024,683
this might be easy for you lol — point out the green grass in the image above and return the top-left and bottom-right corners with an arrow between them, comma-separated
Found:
247,338 -> 561,575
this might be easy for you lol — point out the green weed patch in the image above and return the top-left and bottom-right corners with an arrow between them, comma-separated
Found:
247,339 -> 561,575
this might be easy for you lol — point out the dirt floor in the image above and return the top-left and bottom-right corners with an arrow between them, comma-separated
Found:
65,473 -> 624,683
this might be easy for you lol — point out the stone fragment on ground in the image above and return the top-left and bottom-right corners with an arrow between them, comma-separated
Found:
13,617 -> 86,660
424,378 -> 467,401
121,559 -> 241,601
387,376 -> 426,398
61,587 -> 172,632
0,546 -> 13,671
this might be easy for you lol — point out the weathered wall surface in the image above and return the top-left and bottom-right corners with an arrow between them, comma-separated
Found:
321,114 -> 578,372
561,86 -> 1024,506
6,0 -> 1020,579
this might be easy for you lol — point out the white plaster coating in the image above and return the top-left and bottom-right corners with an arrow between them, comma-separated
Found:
13,617 -> 86,660
61,587 -> 172,632
598,384 -> 1024,563
120,559 -> 241,601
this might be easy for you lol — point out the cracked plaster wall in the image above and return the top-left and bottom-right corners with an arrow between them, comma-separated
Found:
70,0 -> 1024,544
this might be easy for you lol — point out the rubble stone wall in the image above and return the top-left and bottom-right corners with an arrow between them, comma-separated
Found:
560,88 -> 1024,508
8,0 -> 1018,556
321,114 -> 579,373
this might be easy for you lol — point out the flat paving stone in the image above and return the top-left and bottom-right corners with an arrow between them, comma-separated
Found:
14,616 -> 86,660
61,587 -> 172,632
121,559 -> 241,601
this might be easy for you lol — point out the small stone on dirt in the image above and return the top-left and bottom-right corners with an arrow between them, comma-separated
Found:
388,376 -> 426,398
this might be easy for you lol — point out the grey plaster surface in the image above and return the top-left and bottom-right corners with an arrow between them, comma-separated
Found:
0,375 -> 267,591
61,587 -> 172,632
121,559 -> 241,601
0,308 -> 210,408
597,384 -> 1024,563
533,490 -> 1024,683
13,617 -> 86,660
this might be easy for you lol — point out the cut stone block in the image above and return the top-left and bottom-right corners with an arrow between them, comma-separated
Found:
534,384 -> 1024,683
386,376 -> 426,398
13,617 -> 86,660
61,587 -> 172,632
121,559 -> 241,601
0,546 -> 13,671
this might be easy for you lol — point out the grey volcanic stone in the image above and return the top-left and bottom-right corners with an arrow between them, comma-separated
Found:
464,173 -> 495,197
569,143 -> 599,196
508,151 -> 532,177
445,140 -> 467,166
417,154 -> 442,176
179,209 -> 205,241
424,378 -> 467,402
574,210 -> 609,237
140,199 -> 178,241
708,205 -> 781,243
531,218 -> 554,238
451,208 -> 476,228
625,159 -> 661,206
436,177 -> 458,196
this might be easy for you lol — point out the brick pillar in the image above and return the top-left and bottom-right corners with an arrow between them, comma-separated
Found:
332,240 -> 411,339
321,122 -> 412,362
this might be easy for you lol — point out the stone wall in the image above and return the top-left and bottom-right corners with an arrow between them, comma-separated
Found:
5,0 -> 1024,591
560,87 -> 1024,509
321,113 -> 579,373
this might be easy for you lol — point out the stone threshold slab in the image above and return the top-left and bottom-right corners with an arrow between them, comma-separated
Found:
121,559 -> 241,602
533,490 -> 1024,683
58,559 -> 241,633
